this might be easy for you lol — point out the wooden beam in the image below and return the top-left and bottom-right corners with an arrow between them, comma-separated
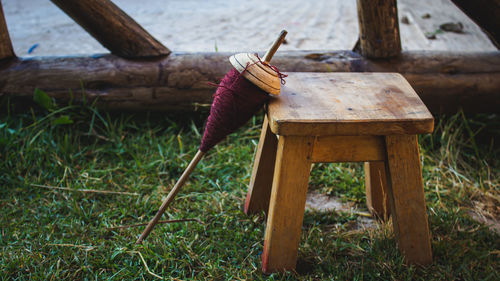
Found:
356,0 -> 401,58
1,51 -> 499,113
50,0 -> 170,58
451,0 -> 500,48
0,1 -> 15,60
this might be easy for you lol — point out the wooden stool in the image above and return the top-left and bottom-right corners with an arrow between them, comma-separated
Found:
245,72 -> 434,273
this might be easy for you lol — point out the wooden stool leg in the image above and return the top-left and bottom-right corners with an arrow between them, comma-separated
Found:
262,136 -> 313,273
364,161 -> 391,219
245,115 -> 278,215
385,135 -> 432,265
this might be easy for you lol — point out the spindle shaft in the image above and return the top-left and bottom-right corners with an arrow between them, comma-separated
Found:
263,30 -> 288,64
136,150 -> 204,244
137,30 -> 287,243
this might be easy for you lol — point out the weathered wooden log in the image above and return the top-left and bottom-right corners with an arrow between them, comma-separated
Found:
50,0 -> 170,58
356,0 -> 401,58
0,1 -> 15,60
1,51 -> 499,113
451,0 -> 500,48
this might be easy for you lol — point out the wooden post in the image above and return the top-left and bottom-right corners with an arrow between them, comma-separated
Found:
357,0 -> 402,218
0,1 -> 15,60
50,0 -> 170,58
356,0 -> 402,58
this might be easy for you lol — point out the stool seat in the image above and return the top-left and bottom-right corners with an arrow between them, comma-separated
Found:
269,72 -> 434,136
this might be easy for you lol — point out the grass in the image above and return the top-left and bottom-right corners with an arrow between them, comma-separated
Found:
1,96 -> 499,280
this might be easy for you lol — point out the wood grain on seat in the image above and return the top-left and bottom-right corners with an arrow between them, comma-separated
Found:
268,72 -> 434,136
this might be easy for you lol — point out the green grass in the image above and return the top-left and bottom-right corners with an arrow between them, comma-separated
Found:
1,97 -> 499,280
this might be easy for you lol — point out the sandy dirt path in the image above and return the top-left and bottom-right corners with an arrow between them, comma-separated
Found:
2,0 -> 496,57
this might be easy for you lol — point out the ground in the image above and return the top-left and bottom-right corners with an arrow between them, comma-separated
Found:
1,95 -> 499,280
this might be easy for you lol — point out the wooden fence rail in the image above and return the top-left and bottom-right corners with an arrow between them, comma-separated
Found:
1,51 -> 499,113
50,0 -> 170,58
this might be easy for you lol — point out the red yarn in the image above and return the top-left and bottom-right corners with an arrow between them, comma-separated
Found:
199,68 -> 270,152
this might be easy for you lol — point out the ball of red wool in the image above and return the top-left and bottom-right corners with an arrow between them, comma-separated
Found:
199,68 -> 270,153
